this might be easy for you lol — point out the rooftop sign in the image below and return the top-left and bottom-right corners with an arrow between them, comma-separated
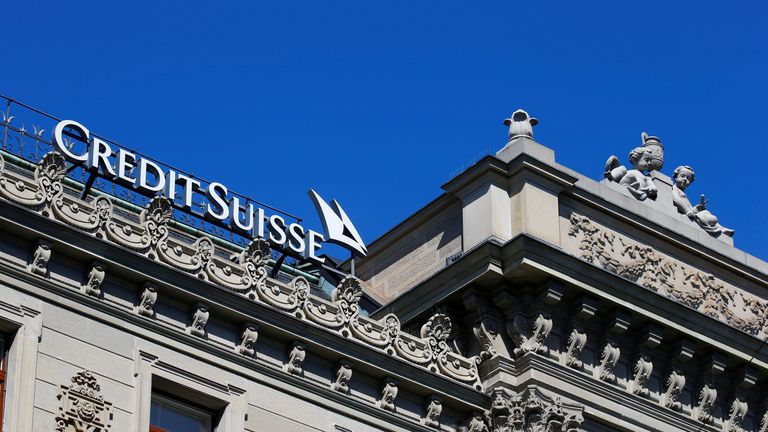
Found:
52,119 -> 367,264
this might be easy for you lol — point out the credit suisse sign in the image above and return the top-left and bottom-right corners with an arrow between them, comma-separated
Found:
52,120 -> 367,264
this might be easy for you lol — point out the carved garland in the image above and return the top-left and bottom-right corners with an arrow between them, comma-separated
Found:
568,213 -> 768,338
0,152 -> 482,389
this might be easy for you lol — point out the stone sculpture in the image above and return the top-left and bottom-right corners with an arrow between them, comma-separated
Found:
83,261 -> 106,297
285,341 -> 306,375
661,369 -> 685,411
604,132 -> 662,201
422,395 -> 443,428
236,323 -> 259,357
332,361 -> 353,393
503,109 -> 538,141
28,239 -> 52,276
136,283 -> 158,317
629,354 -> 653,397
378,378 -> 398,411
188,303 -> 209,337
672,165 -> 734,238
55,370 -> 113,432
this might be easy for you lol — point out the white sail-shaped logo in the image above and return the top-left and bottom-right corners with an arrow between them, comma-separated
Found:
308,189 -> 368,257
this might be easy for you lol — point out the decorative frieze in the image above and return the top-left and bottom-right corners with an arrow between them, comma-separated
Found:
568,213 -> 768,338
55,370 -> 113,432
0,151 -> 483,389
236,323 -> 259,357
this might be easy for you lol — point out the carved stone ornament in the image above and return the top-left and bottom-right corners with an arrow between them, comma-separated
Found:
603,132 -> 662,201
55,370 -> 113,432
488,386 -> 584,432
597,341 -> 620,383
332,361 -> 353,393
507,312 -> 553,357
569,213 -> 768,339
660,369 -> 686,411
236,322 -> 259,357
28,239 -> 52,276
0,151 -> 484,390
136,283 -> 158,317
563,328 -> 587,369
473,308 -> 499,362
724,397 -> 748,432
758,410 -> 768,432
465,411 -> 489,432
83,261 -> 106,297
422,395 -> 443,428
672,165 -> 734,238
629,354 -> 653,397
691,383 -> 717,424
188,303 -> 209,337
503,109 -> 538,141
378,378 -> 398,412
285,341 -> 306,375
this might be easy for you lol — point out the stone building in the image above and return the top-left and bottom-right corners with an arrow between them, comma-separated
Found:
0,100 -> 765,432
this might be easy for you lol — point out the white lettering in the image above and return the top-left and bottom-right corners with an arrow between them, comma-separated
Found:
175,173 -> 200,211
268,215 -> 287,245
306,230 -> 325,263
116,149 -> 137,183
87,137 -> 116,177
230,197 -> 255,232
136,158 -> 166,192
52,120 -> 89,162
287,222 -> 305,253
205,182 -> 229,221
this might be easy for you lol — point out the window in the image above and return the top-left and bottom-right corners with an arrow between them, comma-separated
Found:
0,334 -> 8,427
150,394 -> 213,432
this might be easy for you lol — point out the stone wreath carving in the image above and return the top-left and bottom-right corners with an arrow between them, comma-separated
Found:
568,214 -> 768,338
0,151 -> 481,389
484,386 -> 584,432
55,370 -> 113,432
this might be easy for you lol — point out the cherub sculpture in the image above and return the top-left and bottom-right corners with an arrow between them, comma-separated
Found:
604,132 -> 663,201
671,165 -> 734,238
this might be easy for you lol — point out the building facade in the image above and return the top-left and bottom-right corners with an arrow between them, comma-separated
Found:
0,100 -> 765,432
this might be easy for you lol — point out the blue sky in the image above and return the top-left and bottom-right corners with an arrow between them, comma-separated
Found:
3,1 -> 767,260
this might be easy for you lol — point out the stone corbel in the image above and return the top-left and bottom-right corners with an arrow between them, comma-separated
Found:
464,411 -> 489,432
758,406 -> 768,432
236,322 -> 259,357
692,353 -> 725,424
187,303 -> 209,338
660,369 -> 686,411
628,353 -> 653,397
562,295 -> 597,369
378,378 -> 398,412
135,283 -> 158,317
724,397 -> 749,432
462,289 -> 502,361
28,239 -> 52,276
596,340 -> 621,383
331,361 -> 353,393
83,261 -> 106,297
422,395 -> 442,428
285,341 -> 306,375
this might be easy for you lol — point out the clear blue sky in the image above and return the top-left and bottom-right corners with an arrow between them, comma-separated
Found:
4,1 -> 767,260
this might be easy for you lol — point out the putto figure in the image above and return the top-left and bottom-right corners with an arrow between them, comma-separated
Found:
604,132 -> 662,201
672,165 -> 734,238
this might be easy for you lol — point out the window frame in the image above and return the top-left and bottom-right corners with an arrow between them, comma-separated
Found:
149,392 -> 215,432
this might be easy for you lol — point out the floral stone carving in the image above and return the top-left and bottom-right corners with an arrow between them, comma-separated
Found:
568,213 -> 768,338
55,370 -> 113,432
488,386 -> 584,432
